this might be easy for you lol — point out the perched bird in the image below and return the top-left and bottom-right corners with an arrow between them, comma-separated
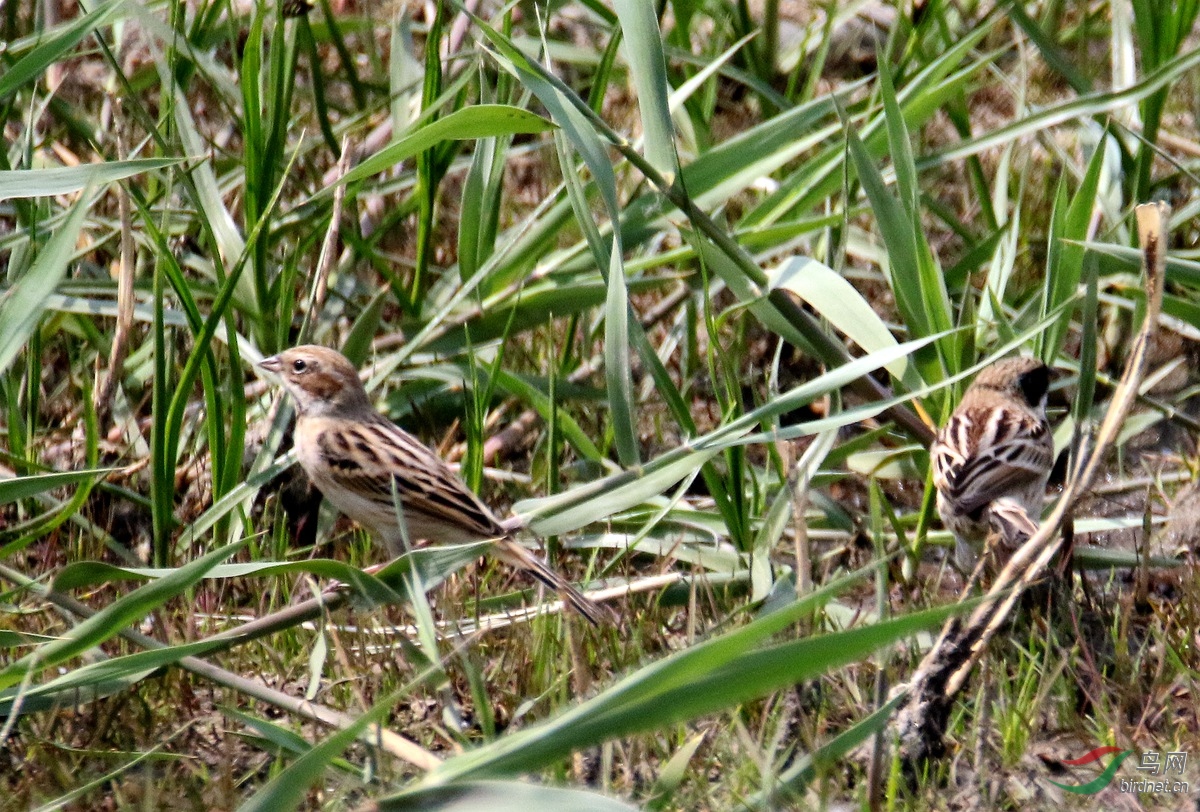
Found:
259,345 -> 608,625
930,357 -> 1055,570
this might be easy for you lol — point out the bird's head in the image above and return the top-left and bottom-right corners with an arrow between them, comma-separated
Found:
971,356 -> 1052,411
259,345 -> 372,417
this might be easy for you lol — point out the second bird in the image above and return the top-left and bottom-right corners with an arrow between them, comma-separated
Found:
259,345 -> 609,626
930,356 -> 1055,569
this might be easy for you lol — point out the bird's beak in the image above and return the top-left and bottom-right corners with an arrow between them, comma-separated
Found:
258,355 -> 283,373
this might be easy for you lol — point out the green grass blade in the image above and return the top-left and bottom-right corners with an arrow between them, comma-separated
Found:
0,0 -> 129,99
337,105 -> 555,189
421,276 -> 674,357
0,159 -> 179,200
0,542 -> 242,691
0,468 -> 111,506
378,781 -> 638,812
1039,128 -> 1107,362
414,592 -> 960,783
235,699 -> 385,812
516,331 -> 943,535
0,188 -> 92,375
235,662 -> 442,812
26,744 -> 168,812
612,0 -> 679,183
485,367 -> 603,461
553,127 -> 638,464
50,542 -> 491,603
1006,2 -> 1091,94
0,639 -> 230,716
487,23 -> 639,465
222,707 -> 358,774
921,42 -> 1200,168
852,61 -> 952,376
154,79 -> 250,313
742,694 -> 904,809
602,240 -> 639,466
1074,253 -> 1099,428
766,256 -> 920,390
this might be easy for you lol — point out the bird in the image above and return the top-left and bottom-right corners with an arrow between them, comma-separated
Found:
930,357 -> 1055,571
258,345 -> 609,625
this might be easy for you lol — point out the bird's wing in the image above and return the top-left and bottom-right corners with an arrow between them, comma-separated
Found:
316,417 -> 505,539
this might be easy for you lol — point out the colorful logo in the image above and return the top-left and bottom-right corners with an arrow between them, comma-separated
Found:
1049,747 -> 1134,794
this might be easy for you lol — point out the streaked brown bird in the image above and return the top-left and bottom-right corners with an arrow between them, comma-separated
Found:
259,345 -> 609,625
930,357 -> 1055,569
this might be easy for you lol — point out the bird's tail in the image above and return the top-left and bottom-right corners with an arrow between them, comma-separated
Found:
987,496 -> 1039,545
494,539 -> 612,626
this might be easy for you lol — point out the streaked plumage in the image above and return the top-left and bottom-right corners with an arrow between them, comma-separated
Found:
259,345 -> 608,625
931,357 -> 1054,569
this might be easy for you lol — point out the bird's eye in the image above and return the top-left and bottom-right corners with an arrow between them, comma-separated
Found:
292,359 -> 308,373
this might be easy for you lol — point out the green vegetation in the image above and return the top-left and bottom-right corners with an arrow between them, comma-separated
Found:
2,0 -> 1200,809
